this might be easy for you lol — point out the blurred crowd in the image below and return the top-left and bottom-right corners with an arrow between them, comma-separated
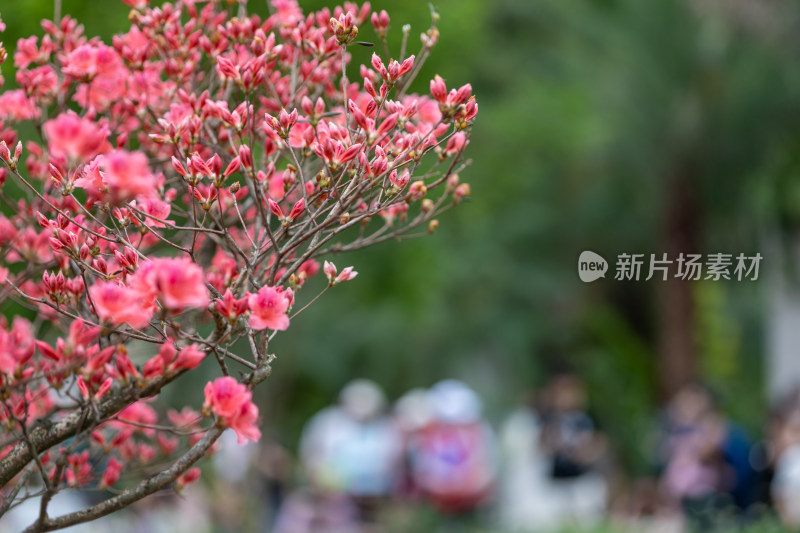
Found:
266,376 -> 800,532
7,376 -> 800,532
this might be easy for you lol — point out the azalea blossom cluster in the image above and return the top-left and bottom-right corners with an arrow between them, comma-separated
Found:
0,0 -> 476,529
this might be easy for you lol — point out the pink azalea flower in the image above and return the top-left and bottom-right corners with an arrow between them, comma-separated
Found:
97,150 -> 159,201
247,285 -> 292,331
0,317 -> 35,375
62,43 -> 122,80
215,290 -> 249,321
88,280 -> 154,330
150,257 -> 210,311
230,399 -> 261,443
17,66 -> 59,99
113,401 -> 158,435
131,197 -> 171,228
203,377 -> 261,443
203,376 -> 248,419
167,407 -> 201,428
0,90 -> 40,122
73,157 -> 106,197
14,36 -> 39,69
173,344 -> 206,370
100,457 -> 122,488
43,111 -> 110,162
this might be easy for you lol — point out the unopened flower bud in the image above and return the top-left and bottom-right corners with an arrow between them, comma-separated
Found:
454,183 -> 471,203
407,180 -> 427,201
428,219 -> 439,234
446,173 -> 460,191
0,141 -> 10,163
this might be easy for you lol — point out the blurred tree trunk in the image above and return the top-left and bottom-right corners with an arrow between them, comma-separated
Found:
656,169 -> 700,400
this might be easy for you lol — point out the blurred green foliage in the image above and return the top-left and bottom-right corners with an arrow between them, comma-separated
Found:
3,0 -> 800,476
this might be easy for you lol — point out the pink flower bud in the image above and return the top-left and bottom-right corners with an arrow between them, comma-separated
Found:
178,467 -> 201,487
223,156 -> 241,178
408,180 -> 427,200
371,53 -> 384,73
101,457 -> 122,489
454,183 -> 471,201
35,340 -> 61,362
174,344 -> 205,371
279,108 -> 297,130
209,153 -> 222,176
238,145 -> 252,169
349,102 -> 370,130
399,55 -> 415,77
301,96 -> 314,116
77,378 -> 90,400
430,75 -> 447,103
288,198 -> 305,220
49,164 -> 64,184
364,78 -> 377,99
267,198 -> 283,218
371,10 -> 390,31
323,260 -> 337,282
36,211 -> 51,228
336,266 -> 358,283
94,257 -> 108,274
67,277 -> 85,295
377,113 -> 398,137
454,83 -> 472,105
391,169 -> 409,189
340,143 -> 362,163
95,377 -> 112,400
216,56 -> 238,80
172,156 -> 189,178
190,153 -> 212,176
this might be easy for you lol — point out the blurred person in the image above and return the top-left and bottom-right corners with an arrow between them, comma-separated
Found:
394,387 -> 435,499
498,390 -> 564,531
255,436 -> 294,526
538,374 -> 609,527
408,380 -> 498,519
770,388 -> 800,527
657,383 -> 754,529
285,379 -> 402,529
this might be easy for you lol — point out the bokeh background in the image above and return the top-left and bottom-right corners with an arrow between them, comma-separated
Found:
5,0 -> 800,531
